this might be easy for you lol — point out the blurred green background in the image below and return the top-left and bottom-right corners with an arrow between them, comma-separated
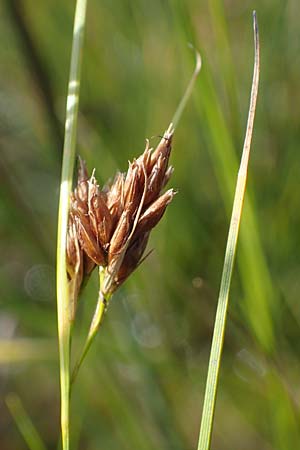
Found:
1,0 -> 300,449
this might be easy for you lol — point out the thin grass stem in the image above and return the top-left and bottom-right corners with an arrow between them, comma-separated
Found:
197,11 -> 260,450
171,46 -> 201,129
56,1 -> 88,449
6,393 -> 47,450
70,268 -> 109,387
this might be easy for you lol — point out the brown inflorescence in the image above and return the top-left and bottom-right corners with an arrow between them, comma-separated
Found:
66,125 -> 176,304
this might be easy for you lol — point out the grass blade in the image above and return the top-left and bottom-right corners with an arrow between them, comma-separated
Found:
56,1 -> 88,449
6,393 -> 47,450
197,11 -> 260,450
171,46 -> 201,129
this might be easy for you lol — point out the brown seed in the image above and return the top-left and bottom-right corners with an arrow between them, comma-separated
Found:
71,194 -> 88,216
84,173 -> 113,248
149,127 -> 173,170
90,192 -> 113,247
106,172 -> 124,225
144,152 -> 169,205
74,158 -> 89,206
83,252 -> 96,277
134,146 -> 152,193
66,217 -> 84,320
115,232 -> 150,289
162,165 -> 174,189
137,140 -> 152,175
123,163 -> 142,216
74,212 -> 106,266
108,209 -> 131,262
134,189 -> 176,239
66,215 -> 82,279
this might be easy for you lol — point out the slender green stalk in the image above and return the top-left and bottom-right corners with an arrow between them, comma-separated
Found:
197,12 -> 260,450
6,393 -> 47,450
56,1 -> 88,449
171,47 -> 201,129
71,268 -> 110,386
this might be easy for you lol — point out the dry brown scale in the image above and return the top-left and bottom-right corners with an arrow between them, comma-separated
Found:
66,124 -> 176,307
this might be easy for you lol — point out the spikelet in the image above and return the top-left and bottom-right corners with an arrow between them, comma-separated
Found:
66,125 -> 176,311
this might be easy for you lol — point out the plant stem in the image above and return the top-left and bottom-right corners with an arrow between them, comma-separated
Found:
6,393 -> 47,450
70,268 -> 110,387
56,1 -> 88,449
197,11 -> 260,450
171,47 -> 201,129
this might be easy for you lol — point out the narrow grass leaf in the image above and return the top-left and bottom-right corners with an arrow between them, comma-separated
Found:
171,46 -> 201,129
6,393 -> 47,450
56,1 -> 88,449
197,12 -> 260,450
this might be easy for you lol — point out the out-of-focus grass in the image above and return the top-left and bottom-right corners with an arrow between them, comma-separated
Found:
6,393 -> 47,450
1,1 -> 300,449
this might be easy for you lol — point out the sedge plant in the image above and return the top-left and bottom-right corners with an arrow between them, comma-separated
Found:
56,0 -> 201,448
69,49 -> 201,387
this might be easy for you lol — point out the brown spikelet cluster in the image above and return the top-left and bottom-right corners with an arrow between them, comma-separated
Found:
66,125 -> 176,308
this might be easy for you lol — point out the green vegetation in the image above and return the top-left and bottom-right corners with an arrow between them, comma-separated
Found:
1,1 -> 299,449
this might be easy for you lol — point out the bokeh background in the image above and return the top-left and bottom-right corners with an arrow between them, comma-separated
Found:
1,0 -> 300,449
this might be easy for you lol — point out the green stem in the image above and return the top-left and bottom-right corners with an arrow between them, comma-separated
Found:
197,12 -> 259,450
56,1 -> 88,449
70,268 -> 110,387
171,46 -> 201,129
6,393 -> 47,450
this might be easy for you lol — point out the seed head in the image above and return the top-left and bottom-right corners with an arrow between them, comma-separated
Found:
66,125 -> 176,306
